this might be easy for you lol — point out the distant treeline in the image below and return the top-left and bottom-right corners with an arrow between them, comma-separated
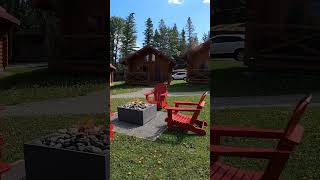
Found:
110,13 -> 209,67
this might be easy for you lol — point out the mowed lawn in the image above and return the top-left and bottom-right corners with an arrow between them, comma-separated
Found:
213,106 -> 320,179
211,60 -> 320,97
0,68 -> 106,105
168,80 -> 209,92
0,114 -> 106,163
110,96 -> 210,179
110,81 -> 143,95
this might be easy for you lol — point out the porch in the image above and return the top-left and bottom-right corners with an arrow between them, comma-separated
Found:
187,69 -> 209,84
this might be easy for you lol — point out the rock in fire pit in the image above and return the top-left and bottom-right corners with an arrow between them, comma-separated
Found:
41,126 -> 108,154
118,101 -> 157,126
24,123 -> 109,180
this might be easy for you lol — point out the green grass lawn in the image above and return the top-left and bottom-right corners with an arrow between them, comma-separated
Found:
111,96 -> 210,179
211,60 -> 320,97
168,80 -> 209,93
0,114 -> 106,163
110,81 -> 143,95
213,106 -> 320,179
0,68 -> 106,105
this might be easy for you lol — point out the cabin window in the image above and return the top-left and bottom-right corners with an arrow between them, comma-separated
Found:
151,54 -> 156,62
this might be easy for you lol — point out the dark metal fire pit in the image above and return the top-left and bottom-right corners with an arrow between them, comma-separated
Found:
117,101 -> 157,126
24,126 -> 109,180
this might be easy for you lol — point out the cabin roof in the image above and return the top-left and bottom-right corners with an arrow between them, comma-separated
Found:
0,6 -> 20,26
120,45 -> 175,65
181,40 -> 210,61
110,63 -> 116,70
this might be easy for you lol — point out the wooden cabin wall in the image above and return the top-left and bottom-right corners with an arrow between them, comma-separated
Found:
60,0 -> 106,34
158,56 -> 170,82
0,33 -> 8,71
126,53 -> 172,83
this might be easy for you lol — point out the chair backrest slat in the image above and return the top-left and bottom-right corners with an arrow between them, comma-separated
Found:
153,83 -> 168,101
197,92 -> 208,109
262,95 -> 311,180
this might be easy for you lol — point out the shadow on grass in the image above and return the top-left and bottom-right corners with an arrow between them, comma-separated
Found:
155,129 -> 200,145
0,68 -> 106,90
212,66 -> 320,97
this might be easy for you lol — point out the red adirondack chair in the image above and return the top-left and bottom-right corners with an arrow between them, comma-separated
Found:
144,83 -> 168,109
109,112 -> 114,140
0,135 -> 11,180
164,92 -> 208,135
210,95 -> 312,180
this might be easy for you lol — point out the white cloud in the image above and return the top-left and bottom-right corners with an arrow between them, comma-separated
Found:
168,0 -> 184,5
203,0 -> 210,4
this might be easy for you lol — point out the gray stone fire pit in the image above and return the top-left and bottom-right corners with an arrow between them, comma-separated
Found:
117,101 -> 157,126
24,126 -> 109,180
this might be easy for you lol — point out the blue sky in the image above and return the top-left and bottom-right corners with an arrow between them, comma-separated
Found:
110,0 -> 210,48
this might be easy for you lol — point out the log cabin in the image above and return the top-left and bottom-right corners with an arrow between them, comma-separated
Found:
120,45 -> 175,85
32,0 -> 107,73
244,0 -> 320,71
0,6 -> 20,71
181,41 -> 210,84
110,63 -> 116,85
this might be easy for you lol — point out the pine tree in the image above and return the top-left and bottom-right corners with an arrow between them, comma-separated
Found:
179,29 -> 187,54
168,24 -> 180,56
110,16 -> 125,64
143,18 -> 154,46
202,32 -> 209,42
121,13 -> 137,58
153,29 -> 161,48
185,17 -> 195,48
158,19 -> 169,54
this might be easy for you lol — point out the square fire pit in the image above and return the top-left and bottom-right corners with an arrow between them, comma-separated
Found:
117,101 -> 157,126
24,126 -> 109,180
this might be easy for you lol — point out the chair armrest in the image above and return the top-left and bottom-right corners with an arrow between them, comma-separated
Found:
211,125 -> 284,139
211,145 -> 290,159
174,101 -> 199,106
165,106 -> 201,112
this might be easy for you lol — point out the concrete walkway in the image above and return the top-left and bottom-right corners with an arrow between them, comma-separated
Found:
213,93 -> 320,109
0,89 -> 108,117
111,88 -> 209,99
1,86 -> 319,117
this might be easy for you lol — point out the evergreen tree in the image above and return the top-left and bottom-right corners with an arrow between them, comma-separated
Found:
143,18 -> 154,46
185,17 -> 195,48
110,16 -> 125,64
158,19 -> 170,54
121,13 -> 137,58
168,24 -> 180,56
202,32 -> 209,42
179,29 -> 187,54
153,29 -> 161,48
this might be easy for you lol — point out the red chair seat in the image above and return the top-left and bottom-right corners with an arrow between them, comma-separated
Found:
211,161 -> 263,180
171,112 -> 193,124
